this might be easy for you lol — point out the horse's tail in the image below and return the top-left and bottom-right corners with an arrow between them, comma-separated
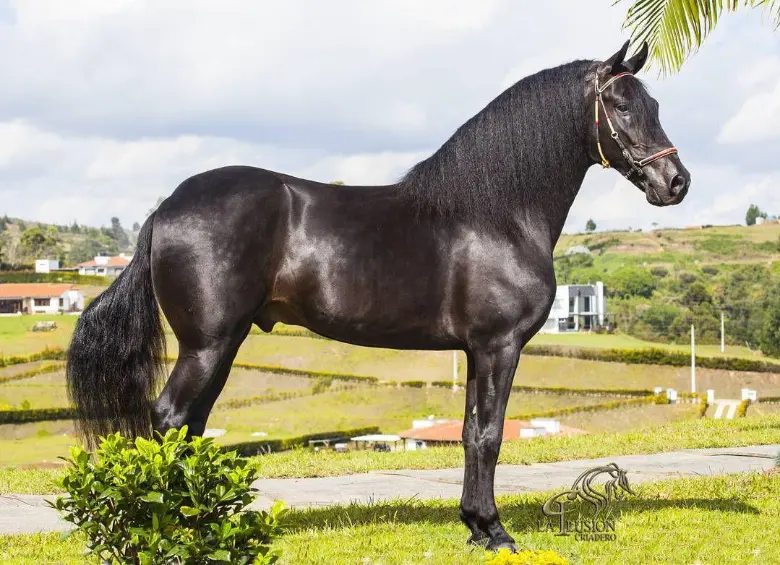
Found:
66,212 -> 166,448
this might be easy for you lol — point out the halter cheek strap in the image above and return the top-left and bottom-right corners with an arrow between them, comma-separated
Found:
595,72 -> 678,180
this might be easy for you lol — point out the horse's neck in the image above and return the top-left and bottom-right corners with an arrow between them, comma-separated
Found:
508,160 -> 591,252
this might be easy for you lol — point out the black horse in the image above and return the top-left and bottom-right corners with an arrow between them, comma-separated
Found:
67,40 -> 689,551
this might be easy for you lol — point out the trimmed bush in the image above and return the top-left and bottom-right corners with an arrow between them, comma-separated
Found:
220,360 -> 380,385
400,380 -> 426,388
0,346 -> 65,369
736,399 -> 751,418
521,345 -> 780,373
0,271 -> 108,286
507,395 -> 663,421
0,406 -> 76,424
0,361 -> 63,384
51,427 -> 285,564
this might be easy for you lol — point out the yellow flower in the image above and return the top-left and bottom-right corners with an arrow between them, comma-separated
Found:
485,548 -> 569,565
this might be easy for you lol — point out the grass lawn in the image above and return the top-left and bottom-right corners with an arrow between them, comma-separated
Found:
0,314 -> 78,356
206,386 -> 610,444
2,471 -> 778,564
3,414 -> 778,494
0,387 -> 610,467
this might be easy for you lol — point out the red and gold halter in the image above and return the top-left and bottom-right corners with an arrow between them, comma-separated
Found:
594,72 -> 678,179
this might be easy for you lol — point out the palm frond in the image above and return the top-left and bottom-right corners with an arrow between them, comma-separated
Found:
754,0 -> 780,27
616,0 -> 776,75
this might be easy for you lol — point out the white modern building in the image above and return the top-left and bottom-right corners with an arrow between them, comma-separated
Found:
540,283 -> 606,333
34,259 -> 60,273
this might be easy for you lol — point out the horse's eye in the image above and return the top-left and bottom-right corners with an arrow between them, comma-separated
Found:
616,103 -> 629,113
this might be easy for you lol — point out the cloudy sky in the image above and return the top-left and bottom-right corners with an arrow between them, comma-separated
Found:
1,0 -> 779,233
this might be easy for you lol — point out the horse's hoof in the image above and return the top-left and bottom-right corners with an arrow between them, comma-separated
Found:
486,539 -> 517,553
466,532 -> 489,546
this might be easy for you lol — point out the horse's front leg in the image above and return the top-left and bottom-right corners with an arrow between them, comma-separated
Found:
460,337 -> 520,552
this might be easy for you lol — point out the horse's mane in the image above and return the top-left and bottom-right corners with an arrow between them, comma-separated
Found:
397,59 -> 595,228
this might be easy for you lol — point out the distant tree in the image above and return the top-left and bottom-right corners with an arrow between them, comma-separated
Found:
759,293 -> 780,357
20,226 -> 59,258
329,180 -> 345,185
71,221 -> 81,233
108,217 -> 130,248
0,216 -> 7,232
585,219 -> 597,232
68,237 -> 117,265
746,204 -> 767,226
0,232 -> 7,263
607,267 -> 656,298
132,221 -> 141,232
682,282 -> 711,306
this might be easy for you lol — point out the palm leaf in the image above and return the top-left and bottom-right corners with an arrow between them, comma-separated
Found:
616,0 -> 777,75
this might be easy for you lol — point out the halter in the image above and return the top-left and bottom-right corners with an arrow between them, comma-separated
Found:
594,72 -> 678,180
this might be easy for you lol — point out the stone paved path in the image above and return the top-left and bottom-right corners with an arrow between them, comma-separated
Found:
2,444 -> 777,535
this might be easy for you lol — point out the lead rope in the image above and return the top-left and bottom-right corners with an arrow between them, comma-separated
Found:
594,72 -> 678,179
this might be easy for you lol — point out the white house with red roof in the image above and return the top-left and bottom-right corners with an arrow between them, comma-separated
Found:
0,283 -> 84,315
76,254 -> 132,277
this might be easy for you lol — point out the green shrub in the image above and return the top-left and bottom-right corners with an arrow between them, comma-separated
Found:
0,346 -> 65,369
0,271 -> 108,286
607,267 -> 656,298
311,377 -> 333,395
51,427 -> 285,564
736,400 -> 750,418
400,380 -> 426,388
0,406 -> 77,424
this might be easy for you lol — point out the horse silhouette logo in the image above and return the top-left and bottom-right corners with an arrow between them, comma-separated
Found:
539,463 -> 635,540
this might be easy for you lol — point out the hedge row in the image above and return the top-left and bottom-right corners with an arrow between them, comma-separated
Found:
250,327 -> 780,374
0,362 -> 63,385
507,394 -> 667,421
225,426 -> 381,456
0,406 -> 76,424
522,345 -> 780,374
0,271 -> 109,286
214,390 -> 310,411
216,360 -> 381,385
213,381 -> 356,411
511,384 -> 653,398
0,347 -> 65,369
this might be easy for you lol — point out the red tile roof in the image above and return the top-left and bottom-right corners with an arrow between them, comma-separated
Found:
76,256 -> 130,268
0,283 -> 79,299
397,419 -> 587,442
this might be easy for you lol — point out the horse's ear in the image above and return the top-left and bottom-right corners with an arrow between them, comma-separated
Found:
599,40 -> 631,75
623,42 -> 649,74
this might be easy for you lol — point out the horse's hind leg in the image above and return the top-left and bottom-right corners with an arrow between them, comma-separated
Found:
152,327 -> 249,438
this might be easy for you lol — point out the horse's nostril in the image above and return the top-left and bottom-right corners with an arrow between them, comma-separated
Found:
670,174 -> 687,196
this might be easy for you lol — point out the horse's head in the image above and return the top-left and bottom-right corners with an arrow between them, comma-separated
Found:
591,41 -> 690,207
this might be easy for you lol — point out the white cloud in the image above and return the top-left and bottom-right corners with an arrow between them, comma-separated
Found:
0,120 -> 428,226
566,162 -> 780,233
0,0 -> 778,234
718,77 -> 780,144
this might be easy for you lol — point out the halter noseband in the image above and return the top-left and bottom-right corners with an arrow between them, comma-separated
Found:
594,72 -> 678,180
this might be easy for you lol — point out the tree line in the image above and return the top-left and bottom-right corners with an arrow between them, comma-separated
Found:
556,253 -> 780,357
